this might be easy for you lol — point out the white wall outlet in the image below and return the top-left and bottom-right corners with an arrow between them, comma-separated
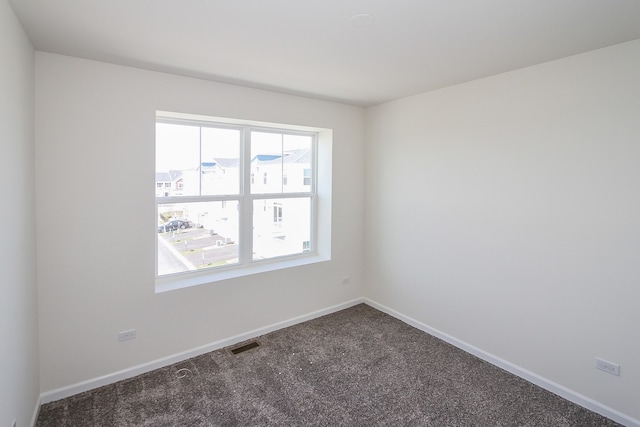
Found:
340,277 -> 351,285
118,329 -> 136,342
595,358 -> 620,376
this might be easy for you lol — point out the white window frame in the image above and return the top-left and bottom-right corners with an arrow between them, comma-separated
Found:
155,111 -> 332,293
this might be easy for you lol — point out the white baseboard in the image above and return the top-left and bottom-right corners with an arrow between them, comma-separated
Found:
363,298 -> 640,427
40,297 -> 364,405
30,395 -> 41,427
37,296 -> 638,427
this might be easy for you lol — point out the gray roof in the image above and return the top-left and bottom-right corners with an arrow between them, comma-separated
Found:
155,170 -> 183,182
257,149 -> 310,166
283,149 -> 310,164
155,172 -> 171,182
212,158 -> 240,168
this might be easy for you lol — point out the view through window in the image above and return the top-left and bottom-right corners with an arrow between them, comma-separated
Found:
156,116 -> 316,278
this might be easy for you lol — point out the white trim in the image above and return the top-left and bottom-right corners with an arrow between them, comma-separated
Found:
39,298 -> 364,404
363,298 -> 640,427
30,396 -> 41,427
156,254 -> 329,293
156,111 -> 327,133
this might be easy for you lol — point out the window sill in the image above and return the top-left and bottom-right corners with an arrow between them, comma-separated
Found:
155,253 -> 330,293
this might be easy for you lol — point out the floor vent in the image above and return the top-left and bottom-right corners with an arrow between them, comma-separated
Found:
231,341 -> 260,355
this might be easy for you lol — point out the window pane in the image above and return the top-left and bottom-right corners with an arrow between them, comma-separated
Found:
251,132 -> 312,194
251,131 -> 283,194
201,127 -> 240,195
283,134 -> 312,193
252,197 -> 311,260
158,201 -> 239,275
156,123 -> 200,197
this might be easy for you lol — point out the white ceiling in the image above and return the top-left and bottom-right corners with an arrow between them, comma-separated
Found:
9,0 -> 640,106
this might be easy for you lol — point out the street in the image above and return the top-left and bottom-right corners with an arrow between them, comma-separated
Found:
157,227 -> 238,275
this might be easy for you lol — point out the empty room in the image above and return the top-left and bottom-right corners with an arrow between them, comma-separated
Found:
2,0 -> 639,426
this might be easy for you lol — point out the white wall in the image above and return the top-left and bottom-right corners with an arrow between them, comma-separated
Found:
0,1 -> 39,426
365,39 -> 640,422
35,53 -> 365,393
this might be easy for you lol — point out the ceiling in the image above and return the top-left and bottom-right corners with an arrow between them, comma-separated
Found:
9,0 -> 640,106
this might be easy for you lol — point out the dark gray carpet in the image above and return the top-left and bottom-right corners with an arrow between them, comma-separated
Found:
36,304 -> 620,426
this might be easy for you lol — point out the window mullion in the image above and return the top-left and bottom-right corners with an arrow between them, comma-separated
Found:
198,126 -> 202,196
241,127 -> 253,264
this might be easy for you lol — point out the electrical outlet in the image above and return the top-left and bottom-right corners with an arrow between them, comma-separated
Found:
341,277 -> 351,285
595,358 -> 620,376
118,329 -> 136,342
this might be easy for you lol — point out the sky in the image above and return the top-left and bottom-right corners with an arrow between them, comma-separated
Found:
156,123 -> 312,172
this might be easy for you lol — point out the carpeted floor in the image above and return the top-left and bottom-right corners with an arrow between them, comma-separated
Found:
36,304 -> 620,426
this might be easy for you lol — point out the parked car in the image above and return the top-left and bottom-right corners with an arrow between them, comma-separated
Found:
158,219 -> 192,233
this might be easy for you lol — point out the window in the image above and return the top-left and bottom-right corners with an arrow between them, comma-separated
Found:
155,112 -> 330,291
273,204 -> 283,223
